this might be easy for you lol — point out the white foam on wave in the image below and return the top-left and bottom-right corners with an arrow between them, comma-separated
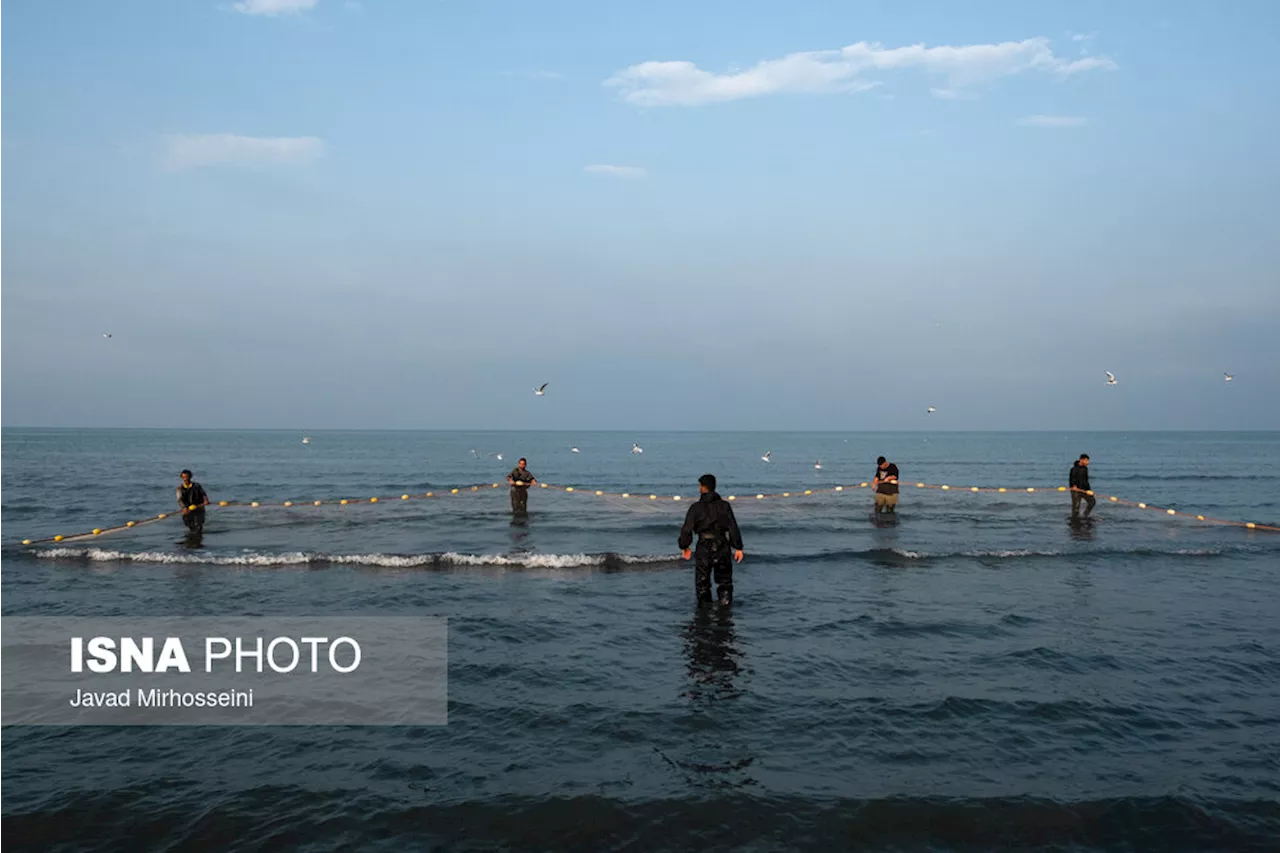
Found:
33,548 -> 671,569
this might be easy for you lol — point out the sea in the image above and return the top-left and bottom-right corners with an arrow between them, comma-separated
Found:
2,429 -> 1279,852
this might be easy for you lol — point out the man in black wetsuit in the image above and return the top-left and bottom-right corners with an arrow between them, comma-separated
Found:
1069,454 -> 1096,518
507,458 -> 537,513
177,470 -> 210,534
678,474 -> 745,606
872,456 -> 899,514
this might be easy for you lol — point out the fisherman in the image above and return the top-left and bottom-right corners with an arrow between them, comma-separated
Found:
872,456 -> 900,514
177,470 -> 210,534
506,458 -> 537,513
1069,454 -> 1096,519
678,474 -> 745,606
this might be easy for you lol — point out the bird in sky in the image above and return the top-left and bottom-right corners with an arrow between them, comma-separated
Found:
534,383 -> 548,396
631,443 -> 643,454
1105,371 -> 1117,386
492,453 -> 504,461
761,451 -> 771,463
1224,372 -> 1234,382
301,437 -> 311,445
814,460 -> 822,470
102,333 -> 112,339
927,406 -> 936,414
571,446 -> 580,453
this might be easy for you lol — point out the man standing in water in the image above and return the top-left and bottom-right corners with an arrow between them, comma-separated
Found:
1069,454 -> 1096,519
507,457 -> 537,513
177,470 -> 210,534
678,474 -> 745,606
872,456 -> 899,514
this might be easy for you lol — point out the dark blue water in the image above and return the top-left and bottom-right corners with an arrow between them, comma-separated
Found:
4,429 -> 1280,851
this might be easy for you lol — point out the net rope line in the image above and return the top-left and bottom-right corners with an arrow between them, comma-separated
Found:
18,478 -> 1278,546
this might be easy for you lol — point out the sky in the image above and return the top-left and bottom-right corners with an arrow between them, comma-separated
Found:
2,0 -> 1278,431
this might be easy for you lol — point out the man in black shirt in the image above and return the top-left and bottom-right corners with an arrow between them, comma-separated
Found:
678,474 -> 745,606
1069,454 -> 1096,518
507,458 -> 537,513
177,470 -> 210,533
872,456 -> 899,514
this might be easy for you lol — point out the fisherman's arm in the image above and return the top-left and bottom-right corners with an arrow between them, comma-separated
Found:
176,487 -> 187,512
678,506 -> 696,557
725,505 -> 745,562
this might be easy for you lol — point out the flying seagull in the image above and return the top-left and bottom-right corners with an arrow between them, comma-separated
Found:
571,446 -> 580,453
1224,372 -> 1234,382
534,383 -> 548,396
1105,371 -> 1117,386
927,406 -> 936,414
814,460 -> 822,470
471,449 -> 481,459
102,333 -> 113,339
301,436 -> 311,445
761,451 -> 771,463
631,443 -> 643,454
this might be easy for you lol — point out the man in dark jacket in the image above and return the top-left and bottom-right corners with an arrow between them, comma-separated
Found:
507,458 -> 537,514
1069,454 -> 1096,518
678,474 -> 745,605
177,469 -> 210,533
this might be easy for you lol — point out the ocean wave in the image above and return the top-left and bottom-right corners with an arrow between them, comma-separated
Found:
3,788 -> 1276,852
30,548 -> 674,570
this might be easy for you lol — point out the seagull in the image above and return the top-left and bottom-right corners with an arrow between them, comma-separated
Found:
927,406 -> 936,414
1224,372 -> 1234,382
471,449 -> 481,459
534,383 -> 548,396
1105,371 -> 1117,386
492,453 -> 504,461
301,436 -> 311,445
102,333 -> 112,339
571,447 -> 580,453
631,443 -> 643,454
761,451 -> 771,463
814,460 -> 822,470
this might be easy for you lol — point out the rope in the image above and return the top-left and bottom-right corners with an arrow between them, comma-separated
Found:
17,478 -> 1278,546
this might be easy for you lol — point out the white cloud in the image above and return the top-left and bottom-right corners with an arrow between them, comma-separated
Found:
232,0 -> 318,16
1071,32 -> 1098,42
931,87 -> 978,100
160,134 -> 325,171
1016,115 -> 1089,127
584,164 -> 648,180
604,37 -> 1117,107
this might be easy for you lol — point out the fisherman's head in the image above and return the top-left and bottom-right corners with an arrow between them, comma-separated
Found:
698,474 -> 716,494
877,456 -> 888,470
1079,454 -> 1090,467
180,469 -> 193,484
518,458 -> 527,469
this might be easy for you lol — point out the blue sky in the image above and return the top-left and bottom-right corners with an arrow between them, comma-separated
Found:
3,0 -> 1278,430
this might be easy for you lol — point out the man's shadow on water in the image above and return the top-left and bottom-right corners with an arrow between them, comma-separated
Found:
681,606 -> 744,700
658,606 -> 757,788
1068,516 -> 1096,541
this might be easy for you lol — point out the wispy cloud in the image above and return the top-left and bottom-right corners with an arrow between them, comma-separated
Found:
160,134 -> 325,171
931,87 -> 977,100
1071,31 -> 1098,42
1016,115 -> 1088,127
502,70 -> 565,81
232,0 -> 318,16
584,164 -> 648,180
605,37 -> 1117,107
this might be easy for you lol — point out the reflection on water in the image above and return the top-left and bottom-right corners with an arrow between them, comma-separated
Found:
681,606 -> 743,702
